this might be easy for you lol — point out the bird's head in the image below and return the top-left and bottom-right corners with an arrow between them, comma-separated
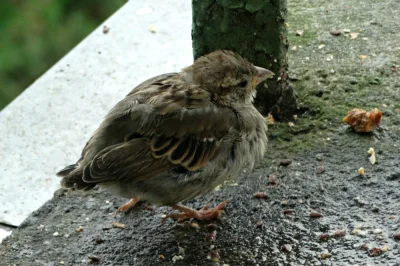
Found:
182,50 -> 274,106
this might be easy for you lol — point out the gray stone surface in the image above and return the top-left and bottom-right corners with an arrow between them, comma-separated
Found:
0,0 -> 192,227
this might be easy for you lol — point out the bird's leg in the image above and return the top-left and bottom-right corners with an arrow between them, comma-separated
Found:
115,196 -> 140,216
163,200 -> 228,222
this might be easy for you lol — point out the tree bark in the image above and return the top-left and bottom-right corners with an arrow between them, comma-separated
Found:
192,0 -> 297,119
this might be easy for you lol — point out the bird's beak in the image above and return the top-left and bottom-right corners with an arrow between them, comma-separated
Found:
254,66 -> 274,86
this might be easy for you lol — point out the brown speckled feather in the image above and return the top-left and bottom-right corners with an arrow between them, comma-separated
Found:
60,72 -> 236,188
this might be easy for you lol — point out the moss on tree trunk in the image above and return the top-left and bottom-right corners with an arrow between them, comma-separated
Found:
192,0 -> 297,118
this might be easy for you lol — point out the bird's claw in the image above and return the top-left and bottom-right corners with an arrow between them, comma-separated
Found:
163,200 -> 228,223
114,197 -> 140,216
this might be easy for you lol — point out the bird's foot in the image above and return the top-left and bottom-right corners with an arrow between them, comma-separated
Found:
115,196 -> 140,216
163,200 -> 228,223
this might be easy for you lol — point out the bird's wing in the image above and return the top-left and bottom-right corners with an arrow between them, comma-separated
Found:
82,78 -> 237,184
84,138 -> 172,183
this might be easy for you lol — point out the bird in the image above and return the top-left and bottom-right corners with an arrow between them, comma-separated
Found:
57,50 -> 273,222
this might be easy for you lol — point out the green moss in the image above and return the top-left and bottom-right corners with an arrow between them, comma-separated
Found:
285,5 -> 317,47
287,31 -> 317,46
266,64 -> 396,154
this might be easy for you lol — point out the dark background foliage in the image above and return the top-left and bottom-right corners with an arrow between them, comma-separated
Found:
0,0 -> 126,110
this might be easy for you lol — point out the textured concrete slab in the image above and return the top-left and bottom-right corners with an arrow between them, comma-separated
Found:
0,228 -> 12,244
0,0 -> 192,227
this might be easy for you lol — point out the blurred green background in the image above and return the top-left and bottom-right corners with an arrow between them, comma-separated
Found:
0,0 -> 126,110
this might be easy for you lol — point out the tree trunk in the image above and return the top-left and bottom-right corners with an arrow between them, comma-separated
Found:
192,0 -> 297,119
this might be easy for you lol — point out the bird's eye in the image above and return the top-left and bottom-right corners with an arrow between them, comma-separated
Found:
239,80 -> 248,88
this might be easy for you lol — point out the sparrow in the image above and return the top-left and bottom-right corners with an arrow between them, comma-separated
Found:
57,50 -> 273,221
